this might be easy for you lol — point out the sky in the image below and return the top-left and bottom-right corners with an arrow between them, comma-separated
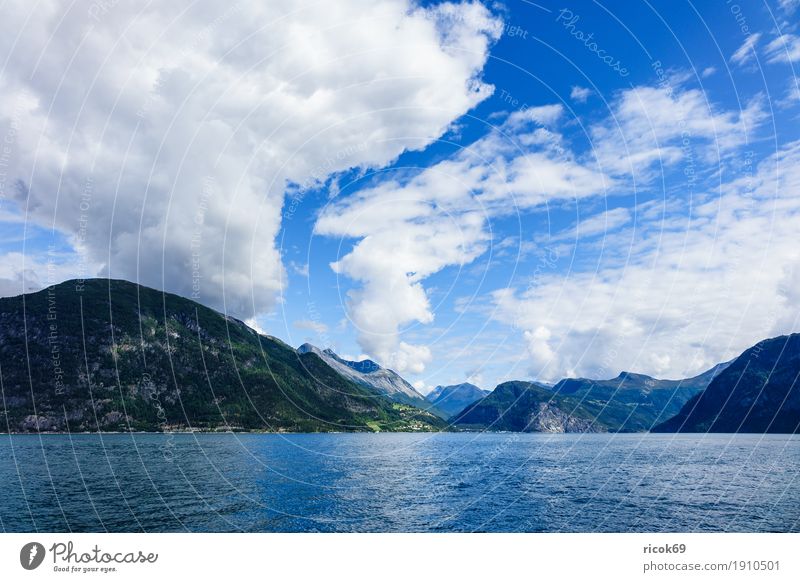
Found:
1,0 -> 799,393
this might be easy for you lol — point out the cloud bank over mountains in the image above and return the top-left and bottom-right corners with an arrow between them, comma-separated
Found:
316,75 -> 778,376
0,0 -> 500,318
1,0 -> 798,384
494,140 -> 800,381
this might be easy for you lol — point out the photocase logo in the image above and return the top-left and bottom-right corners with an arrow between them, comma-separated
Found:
20,542 -> 46,570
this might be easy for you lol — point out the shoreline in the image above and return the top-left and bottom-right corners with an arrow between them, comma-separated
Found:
2,430 -> 797,436
0,429 -> 453,436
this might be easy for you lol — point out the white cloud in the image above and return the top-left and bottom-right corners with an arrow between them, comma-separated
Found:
730,33 -> 761,66
570,85 -> 592,103
293,319 -> 329,334
289,261 -> 310,278
553,207 -> 632,241
315,79 -> 764,374
0,250 -> 98,297
0,0 -> 502,318
0,263 -> 41,297
783,83 -> 800,106
319,207 -> 487,373
701,66 -> 716,78
507,104 -> 564,126
315,106 -> 611,373
465,369 -> 484,387
492,141 -> 800,381
244,317 -> 267,335
590,85 -> 764,179
765,34 -> 800,63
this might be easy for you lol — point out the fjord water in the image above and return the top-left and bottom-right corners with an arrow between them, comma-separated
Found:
1,433 -> 798,532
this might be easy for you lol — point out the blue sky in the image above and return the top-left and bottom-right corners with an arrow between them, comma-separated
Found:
1,0 -> 799,392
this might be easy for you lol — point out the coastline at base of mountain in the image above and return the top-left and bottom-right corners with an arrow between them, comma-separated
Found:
2,279 -> 798,435
0,279 -> 445,434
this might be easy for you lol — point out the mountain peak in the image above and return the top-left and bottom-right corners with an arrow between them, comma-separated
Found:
297,342 -> 319,354
425,382 -> 489,419
298,344 -> 383,374
292,343 -> 444,417
615,371 -> 652,381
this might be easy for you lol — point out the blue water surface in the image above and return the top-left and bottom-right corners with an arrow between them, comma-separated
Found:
1,432 -> 798,532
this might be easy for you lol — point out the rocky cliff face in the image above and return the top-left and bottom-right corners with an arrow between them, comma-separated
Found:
453,381 -> 609,432
528,403 -> 604,433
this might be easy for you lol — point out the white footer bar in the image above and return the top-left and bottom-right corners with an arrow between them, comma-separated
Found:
1,533 -> 797,581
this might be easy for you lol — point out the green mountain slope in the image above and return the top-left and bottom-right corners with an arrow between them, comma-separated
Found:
652,334 -> 800,433
0,279 -> 445,433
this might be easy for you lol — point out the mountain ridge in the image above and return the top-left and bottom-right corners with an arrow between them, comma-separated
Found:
2,278 -> 797,434
652,334 -> 800,433
296,343 -> 447,417
452,362 -> 728,433
425,382 -> 489,419
0,279 -> 445,433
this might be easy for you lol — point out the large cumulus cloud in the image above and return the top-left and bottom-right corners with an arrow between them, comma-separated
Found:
0,0 -> 501,317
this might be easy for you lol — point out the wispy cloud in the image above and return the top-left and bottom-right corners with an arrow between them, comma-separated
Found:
730,33 -> 761,66
294,319 -> 329,334
590,85 -> 764,180
314,77 -> 764,374
552,207 -> 632,242
765,33 -> 800,63
570,85 -> 592,103
492,141 -> 800,381
314,103 -> 612,372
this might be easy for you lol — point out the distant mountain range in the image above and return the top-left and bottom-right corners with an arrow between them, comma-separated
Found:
0,280 -> 444,433
425,383 -> 489,418
297,343 -> 446,418
1,279 -> 798,434
653,334 -> 800,433
450,365 -> 727,432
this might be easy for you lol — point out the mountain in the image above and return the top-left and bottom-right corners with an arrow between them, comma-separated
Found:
547,364 -> 728,432
653,334 -> 800,433
297,343 -> 447,418
452,364 -> 726,433
426,383 -> 489,419
0,279 -> 445,433
452,381 -> 609,432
